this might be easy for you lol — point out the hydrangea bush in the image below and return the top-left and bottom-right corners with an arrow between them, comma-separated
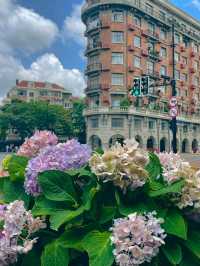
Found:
1,131 -> 200,265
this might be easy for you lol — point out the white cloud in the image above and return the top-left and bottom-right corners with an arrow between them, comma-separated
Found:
18,54 -> 86,96
191,0 -> 200,10
63,3 -> 86,46
0,0 -> 59,54
0,0 -> 86,99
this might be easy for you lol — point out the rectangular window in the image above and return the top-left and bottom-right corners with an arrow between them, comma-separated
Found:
193,77 -> 199,86
149,120 -> 155,129
112,53 -> 123,64
29,92 -> 34,97
134,36 -> 141,47
91,118 -> 99,128
134,56 -> 141,68
175,52 -> 180,63
17,90 -> 27,96
148,22 -> 155,35
89,76 -> 100,89
160,29 -> 167,40
146,3 -> 153,15
161,121 -> 167,130
194,61 -> 199,70
112,118 -> 124,128
112,74 -> 124,86
134,118 -> 142,129
147,61 -> 154,74
134,16 -> 141,27
88,55 -> 99,65
160,66 -> 167,76
181,73 -> 188,82
182,57 -> 187,64
193,43 -> 199,53
112,10 -> 124,22
175,70 -> 180,80
160,47 -> 167,58
112,31 -> 124,43
159,11 -> 166,21
175,34 -> 181,44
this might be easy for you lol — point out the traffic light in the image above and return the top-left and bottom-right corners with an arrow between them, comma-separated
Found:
141,76 -> 149,96
131,78 -> 141,96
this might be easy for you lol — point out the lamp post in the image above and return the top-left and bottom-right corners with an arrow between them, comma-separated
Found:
171,23 -> 177,153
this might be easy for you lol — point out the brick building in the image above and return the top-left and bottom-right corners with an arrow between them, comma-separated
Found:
3,80 -> 72,109
82,0 -> 200,153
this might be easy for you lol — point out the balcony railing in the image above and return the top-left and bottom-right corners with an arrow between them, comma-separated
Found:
148,50 -> 160,61
85,41 -> 102,55
85,63 -> 102,75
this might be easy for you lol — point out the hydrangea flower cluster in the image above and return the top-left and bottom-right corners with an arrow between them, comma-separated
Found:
24,139 -> 91,196
89,139 -> 149,192
158,153 -> 200,209
0,200 -> 46,266
110,212 -> 166,266
17,130 -> 58,158
158,152 -> 190,184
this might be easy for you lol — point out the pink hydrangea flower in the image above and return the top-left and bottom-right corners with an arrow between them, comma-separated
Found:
110,212 -> 166,266
17,130 -> 58,158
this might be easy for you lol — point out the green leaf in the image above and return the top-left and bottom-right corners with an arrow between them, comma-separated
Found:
183,230 -> 200,259
99,206 -> 117,224
81,231 -> 114,266
3,179 -> 30,207
38,170 -> 77,205
148,180 -> 185,197
8,155 -> 28,182
50,182 -> 100,230
41,240 -> 69,266
21,248 -> 41,266
146,152 -> 162,180
32,196 -> 70,216
163,209 -> 187,240
162,242 -> 182,265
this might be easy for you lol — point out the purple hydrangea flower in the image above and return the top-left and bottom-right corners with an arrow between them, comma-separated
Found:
24,139 -> 91,196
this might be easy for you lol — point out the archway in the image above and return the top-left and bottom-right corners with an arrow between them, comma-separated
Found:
147,136 -> 156,151
109,135 -> 125,147
89,135 -> 102,150
160,138 -> 167,152
192,139 -> 198,153
182,139 -> 189,153
135,135 -> 143,148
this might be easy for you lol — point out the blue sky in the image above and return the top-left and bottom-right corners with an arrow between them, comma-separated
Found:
0,0 -> 200,100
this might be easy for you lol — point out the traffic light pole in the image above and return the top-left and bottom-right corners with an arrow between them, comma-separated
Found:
171,23 -> 177,153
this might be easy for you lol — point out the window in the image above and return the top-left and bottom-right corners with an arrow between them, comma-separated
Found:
175,34 -> 181,44
147,61 -> 154,74
160,66 -> 167,76
18,90 -> 27,96
134,118 -> 142,129
112,31 -> 124,43
112,53 -> 123,64
159,11 -> 166,21
194,61 -> 199,70
181,73 -> 188,82
134,16 -> 141,27
160,47 -> 167,58
88,55 -> 99,65
111,95 -> 124,107
89,76 -> 100,89
149,120 -> 155,129
183,125 -> 188,133
112,118 -> 124,128
40,90 -> 48,96
175,52 -> 180,63
161,121 -> 167,130
193,77 -> 199,86
134,56 -> 141,68
146,3 -> 153,15
112,10 -> 124,22
90,95 -> 99,107
29,92 -> 34,97
112,74 -> 124,86
160,29 -> 167,40
182,57 -> 187,64
91,118 -> 99,128
134,36 -> 141,47
175,70 -> 180,80
193,43 -> 199,53
148,22 -> 155,35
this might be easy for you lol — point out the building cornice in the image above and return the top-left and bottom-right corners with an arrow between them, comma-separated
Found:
82,0 -> 200,31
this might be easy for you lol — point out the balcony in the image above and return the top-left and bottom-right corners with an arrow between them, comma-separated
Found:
142,30 -> 160,41
128,45 -> 135,52
141,50 -> 148,57
148,50 -> 160,61
85,41 -> 102,55
85,85 -> 101,94
190,67 -> 196,74
85,63 -> 102,75
146,70 -> 160,80
86,20 -> 101,35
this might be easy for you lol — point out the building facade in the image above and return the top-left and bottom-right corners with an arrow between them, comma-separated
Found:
3,80 -> 72,109
82,0 -> 200,152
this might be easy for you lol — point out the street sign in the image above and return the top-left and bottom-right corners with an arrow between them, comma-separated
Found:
170,107 -> 178,118
169,97 -> 177,107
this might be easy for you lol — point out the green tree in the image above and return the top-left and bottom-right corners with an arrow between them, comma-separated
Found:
71,98 -> 86,144
0,100 -> 72,142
